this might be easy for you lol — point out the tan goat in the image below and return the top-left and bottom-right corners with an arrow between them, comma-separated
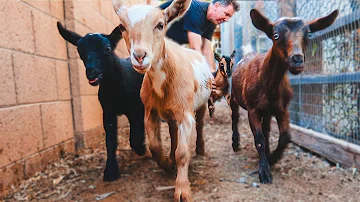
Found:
112,0 -> 212,201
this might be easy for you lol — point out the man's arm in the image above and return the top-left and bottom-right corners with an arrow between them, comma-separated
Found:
201,38 -> 216,72
187,31 -> 202,52
188,31 -> 216,72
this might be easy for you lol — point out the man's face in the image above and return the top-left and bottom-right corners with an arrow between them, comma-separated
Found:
209,2 -> 235,24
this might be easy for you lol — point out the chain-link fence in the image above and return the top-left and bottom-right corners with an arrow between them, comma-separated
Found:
224,0 -> 360,145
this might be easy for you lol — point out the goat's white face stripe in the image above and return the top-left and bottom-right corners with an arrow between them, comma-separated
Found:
116,6 -> 127,15
127,5 -> 153,27
277,17 -> 302,22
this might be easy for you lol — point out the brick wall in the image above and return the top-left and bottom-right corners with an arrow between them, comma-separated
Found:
0,0 -> 147,193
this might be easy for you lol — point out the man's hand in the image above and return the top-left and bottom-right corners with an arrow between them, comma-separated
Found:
202,38 -> 216,72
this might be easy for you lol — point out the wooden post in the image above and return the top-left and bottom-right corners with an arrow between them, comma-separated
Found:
271,120 -> 360,169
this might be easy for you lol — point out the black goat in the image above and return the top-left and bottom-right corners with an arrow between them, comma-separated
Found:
57,22 -> 146,181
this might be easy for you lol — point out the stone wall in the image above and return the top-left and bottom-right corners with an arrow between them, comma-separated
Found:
0,0 -> 148,193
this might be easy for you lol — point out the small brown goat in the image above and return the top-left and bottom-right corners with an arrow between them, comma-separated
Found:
112,0 -> 212,201
208,50 -> 235,118
230,9 -> 338,183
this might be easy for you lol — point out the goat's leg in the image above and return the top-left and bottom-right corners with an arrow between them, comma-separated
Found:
208,97 -> 215,118
168,120 -> 178,168
225,92 -> 231,106
262,115 -> 271,160
145,109 -> 172,171
103,111 -> 120,181
195,104 -> 207,155
230,95 -> 240,152
174,112 -> 194,202
269,111 -> 291,165
248,110 -> 272,183
128,114 -> 146,156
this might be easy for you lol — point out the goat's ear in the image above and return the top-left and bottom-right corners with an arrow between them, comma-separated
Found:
250,9 -> 273,39
112,0 -> 127,15
230,50 -> 236,59
57,22 -> 82,46
214,53 -> 221,62
108,26 -> 122,49
308,9 -> 338,33
164,0 -> 191,26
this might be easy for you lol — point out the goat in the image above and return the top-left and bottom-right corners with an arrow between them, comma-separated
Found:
57,22 -> 146,182
208,50 -> 235,118
112,0 -> 212,201
230,9 -> 338,183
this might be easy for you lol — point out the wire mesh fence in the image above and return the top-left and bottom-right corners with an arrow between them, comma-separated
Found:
226,0 -> 360,145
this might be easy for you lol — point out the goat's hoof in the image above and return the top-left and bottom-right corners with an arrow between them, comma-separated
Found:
174,181 -> 191,202
103,163 -> 120,182
259,165 -> 272,184
195,146 -> 205,156
130,142 -> 146,156
232,134 -> 240,152
158,157 -> 175,172
232,143 -> 240,152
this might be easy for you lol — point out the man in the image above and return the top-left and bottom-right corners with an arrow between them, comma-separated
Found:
159,0 -> 240,74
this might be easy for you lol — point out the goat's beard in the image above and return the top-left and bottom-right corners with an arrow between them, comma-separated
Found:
288,66 -> 304,75
132,64 -> 151,74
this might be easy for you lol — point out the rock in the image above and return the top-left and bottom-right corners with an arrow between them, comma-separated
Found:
235,177 -> 247,184
252,182 -> 260,188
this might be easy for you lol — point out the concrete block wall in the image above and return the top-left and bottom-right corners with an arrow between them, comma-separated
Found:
0,0 -> 147,193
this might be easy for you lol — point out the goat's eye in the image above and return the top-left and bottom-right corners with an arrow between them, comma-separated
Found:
155,22 -> 164,30
273,33 -> 280,40
105,46 -> 112,53
307,32 -> 313,38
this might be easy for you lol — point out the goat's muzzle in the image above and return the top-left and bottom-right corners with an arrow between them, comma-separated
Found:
88,74 -> 103,86
288,54 -> 304,75
86,68 -> 103,86
132,63 -> 150,74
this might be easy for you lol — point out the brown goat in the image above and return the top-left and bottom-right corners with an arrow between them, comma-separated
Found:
112,0 -> 212,201
230,9 -> 338,183
208,50 -> 235,118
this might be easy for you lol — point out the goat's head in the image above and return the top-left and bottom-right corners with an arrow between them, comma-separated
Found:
250,9 -> 338,75
214,50 -> 235,78
112,0 -> 191,74
57,22 -> 121,86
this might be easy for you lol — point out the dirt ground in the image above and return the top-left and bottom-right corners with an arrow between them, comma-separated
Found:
1,100 -> 360,202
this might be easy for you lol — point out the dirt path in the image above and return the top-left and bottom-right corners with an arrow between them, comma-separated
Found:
2,100 -> 360,202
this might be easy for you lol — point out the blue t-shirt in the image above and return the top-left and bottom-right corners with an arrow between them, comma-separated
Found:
159,0 -> 216,44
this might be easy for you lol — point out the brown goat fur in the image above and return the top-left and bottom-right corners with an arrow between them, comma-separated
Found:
230,9 -> 338,184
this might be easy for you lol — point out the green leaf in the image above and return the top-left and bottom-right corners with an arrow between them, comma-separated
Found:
312,43 -> 318,56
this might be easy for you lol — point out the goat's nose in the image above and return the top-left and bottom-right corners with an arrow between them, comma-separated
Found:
133,50 -> 146,64
291,54 -> 304,64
